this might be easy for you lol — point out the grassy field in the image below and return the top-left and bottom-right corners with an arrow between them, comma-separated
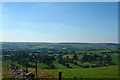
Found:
2,52 -> 119,79
0,61 -> 2,79
54,63 -> 68,69
48,65 -> 118,78
2,60 -> 119,78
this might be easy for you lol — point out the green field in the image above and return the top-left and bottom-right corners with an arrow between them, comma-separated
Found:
49,65 -> 118,78
2,60 -> 119,78
2,42 -> 119,79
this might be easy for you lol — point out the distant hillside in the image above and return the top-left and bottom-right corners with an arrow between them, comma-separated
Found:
2,42 -> 118,51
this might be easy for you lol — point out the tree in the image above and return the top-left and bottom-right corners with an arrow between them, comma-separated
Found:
73,54 -> 78,59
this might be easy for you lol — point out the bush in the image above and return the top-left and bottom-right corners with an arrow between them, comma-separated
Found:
73,61 -> 78,65
65,63 -> 72,68
46,63 -> 57,69
82,64 -> 89,68
91,64 -> 99,68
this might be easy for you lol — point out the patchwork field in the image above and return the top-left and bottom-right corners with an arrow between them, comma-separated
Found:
2,42 -> 119,79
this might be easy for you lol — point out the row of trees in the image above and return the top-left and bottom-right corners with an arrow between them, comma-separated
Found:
2,49 -> 117,69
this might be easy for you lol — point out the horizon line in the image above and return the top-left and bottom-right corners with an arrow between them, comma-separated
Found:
0,41 -> 119,44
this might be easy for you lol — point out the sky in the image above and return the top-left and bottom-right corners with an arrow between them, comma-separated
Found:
1,2 -> 118,43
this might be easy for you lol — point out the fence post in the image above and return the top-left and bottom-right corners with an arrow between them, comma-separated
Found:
25,64 -> 28,72
25,59 -> 28,73
59,70 -> 62,80
35,61 -> 37,76
34,53 -> 38,77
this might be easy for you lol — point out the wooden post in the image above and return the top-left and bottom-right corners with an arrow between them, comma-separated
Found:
34,53 -> 38,76
35,61 -> 37,76
59,70 -> 62,80
25,58 -> 29,73
25,61 -> 28,72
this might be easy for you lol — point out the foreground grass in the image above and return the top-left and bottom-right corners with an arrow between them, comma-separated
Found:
0,61 -> 2,79
2,60 -> 119,78
2,65 -> 118,78
49,65 -> 118,78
